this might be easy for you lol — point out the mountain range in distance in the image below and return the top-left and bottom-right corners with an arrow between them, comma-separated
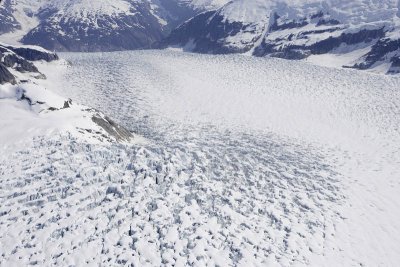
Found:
0,0 -> 399,74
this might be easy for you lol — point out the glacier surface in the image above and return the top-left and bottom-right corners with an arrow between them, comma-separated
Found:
1,50 -> 400,266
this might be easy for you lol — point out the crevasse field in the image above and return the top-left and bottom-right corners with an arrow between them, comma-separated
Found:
1,50 -> 400,266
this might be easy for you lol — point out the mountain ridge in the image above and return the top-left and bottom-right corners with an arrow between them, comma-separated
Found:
0,0 -> 222,51
1,0 -> 399,73
159,0 -> 400,74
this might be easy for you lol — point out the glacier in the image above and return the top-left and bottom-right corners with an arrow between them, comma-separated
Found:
1,50 -> 399,266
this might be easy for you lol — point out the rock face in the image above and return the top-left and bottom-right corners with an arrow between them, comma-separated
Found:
0,45 -> 39,74
0,63 -> 16,84
160,0 -> 400,74
91,113 -> 133,142
0,43 -> 60,85
157,10 -> 262,53
352,37 -> 400,72
5,46 -> 59,62
0,44 -> 58,76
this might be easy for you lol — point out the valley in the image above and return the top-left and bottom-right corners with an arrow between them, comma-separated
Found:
1,50 -> 399,266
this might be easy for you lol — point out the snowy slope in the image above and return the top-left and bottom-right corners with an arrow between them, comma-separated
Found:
160,0 -> 400,74
1,50 -> 399,266
0,83 -> 134,146
0,0 -> 44,45
181,0 -> 229,10
0,43 -> 136,146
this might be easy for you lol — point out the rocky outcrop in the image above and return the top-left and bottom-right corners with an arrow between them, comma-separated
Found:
91,114 -> 133,142
0,43 -> 59,83
254,28 -> 386,59
352,38 -> 400,70
0,45 -> 39,73
5,46 -> 59,62
0,63 -> 16,84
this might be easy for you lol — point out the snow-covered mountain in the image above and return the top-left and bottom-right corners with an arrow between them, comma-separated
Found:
0,0 -> 227,51
0,0 -> 20,35
22,0 -> 168,52
160,0 -> 400,74
3,0 -> 398,72
2,0 -> 168,52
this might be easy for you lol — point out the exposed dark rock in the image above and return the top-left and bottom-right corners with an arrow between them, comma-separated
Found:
0,44 -> 58,84
92,114 -> 133,142
0,45 -> 39,73
388,56 -> 400,74
310,11 -> 324,20
391,56 -> 400,67
270,49 -> 311,60
254,28 -> 386,60
0,63 -> 16,85
63,99 -> 72,109
308,28 -> 386,54
34,73 -> 46,80
300,27 -> 342,35
106,186 -> 124,198
157,11 -> 257,54
269,13 -> 308,31
316,19 -> 340,26
5,46 -> 59,62
352,38 -> 400,70
19,91 -> 33,105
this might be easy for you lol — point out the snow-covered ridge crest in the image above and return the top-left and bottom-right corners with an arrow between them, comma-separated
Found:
219,0 -> 400,25
45,0 -> 136,18
219,0 -> 271,24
